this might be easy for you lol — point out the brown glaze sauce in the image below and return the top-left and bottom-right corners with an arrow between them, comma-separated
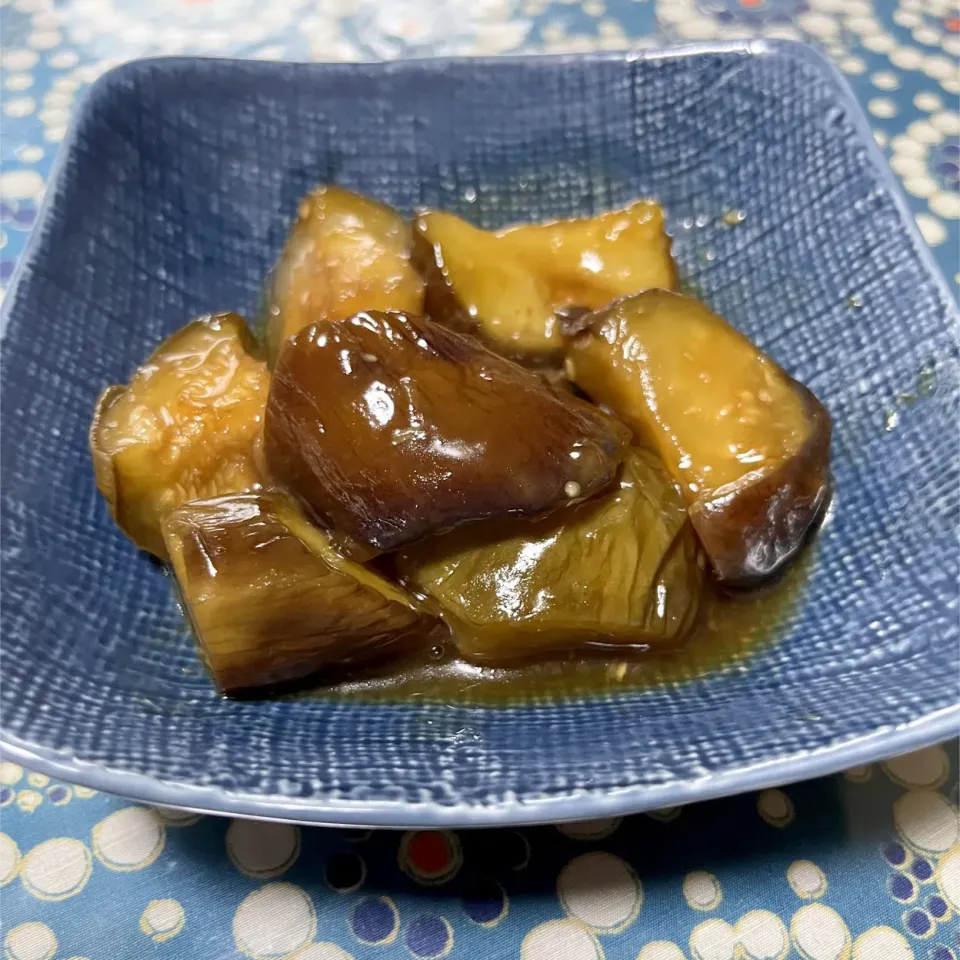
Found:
286,548 -> 812,706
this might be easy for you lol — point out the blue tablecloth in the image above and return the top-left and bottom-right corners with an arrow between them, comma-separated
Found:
1,749 -> 958,958
1,2 -> 958,958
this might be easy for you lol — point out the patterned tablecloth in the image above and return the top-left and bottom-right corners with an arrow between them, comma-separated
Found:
1,2 -> 958,959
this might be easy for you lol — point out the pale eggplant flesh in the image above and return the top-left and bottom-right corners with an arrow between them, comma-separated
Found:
89,313 -> 269,559
397,448 -> 704,662
412,200 -> 677,363
264,185 -> 424,365
566,290 -> 831,586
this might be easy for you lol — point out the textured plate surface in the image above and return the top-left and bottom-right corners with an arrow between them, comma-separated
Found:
1,43 -> 958,827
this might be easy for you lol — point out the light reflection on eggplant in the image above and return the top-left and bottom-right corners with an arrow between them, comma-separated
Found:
264,309 -> 629,554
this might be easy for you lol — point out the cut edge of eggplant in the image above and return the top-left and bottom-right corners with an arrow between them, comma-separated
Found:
688,381 -> 832,588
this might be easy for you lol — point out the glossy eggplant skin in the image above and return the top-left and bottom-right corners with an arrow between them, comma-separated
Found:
686,386 -> 830,585
265,185 -> 424,364
412,200 -> 676,363
163,492 -> 437,695
397,448 -> 703,662
567,290 -> 831,586
264,310 -> 629,554
90,314 -> 269,559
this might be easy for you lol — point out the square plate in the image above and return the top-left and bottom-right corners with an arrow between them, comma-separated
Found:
2,42 -> 957,827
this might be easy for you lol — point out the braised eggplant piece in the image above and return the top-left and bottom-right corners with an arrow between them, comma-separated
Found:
90,314 -> 269,559
265,185 -> 424,364
567,290 -> 831,586
398,449 -> 703,662
264,310 -> 629,553
412,200 -> 676,362
413,212 -> 561,360
163,492 -> 438,694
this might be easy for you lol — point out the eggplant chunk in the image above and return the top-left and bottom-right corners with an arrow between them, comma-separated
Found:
265,185 -> 424,364
163,492 -> 437,694
412,200 -> 676,362
264,310 -> 629,553
567,290 -> 831,586
413,212 -> 560,360
90,314 -> 269,559
398,448 -> 703,662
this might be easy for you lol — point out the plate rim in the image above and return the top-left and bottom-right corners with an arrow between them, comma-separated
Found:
2,40 -> 957,827
3,708 -> 957,827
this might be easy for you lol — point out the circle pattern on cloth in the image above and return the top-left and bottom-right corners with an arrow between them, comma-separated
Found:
227,820 -> 300,879
737,910 -> 789,960
895,791 -> 959,854
787,860 -> 827,899
557,817 -> 621,840
0,763 -> 23,786
21,837 -> 91,901
55,0 -> 314,57
140,899 -> 185,943
349,895 -> 399,946
638,943 -> 687,960
461,878 -> 508,927
884,746 -> 950,790
399,831 -> 462,885
790,903 -> 851,960
558,851 -> 642,933
521,919 -> 604,960
0,170 -> 44,202
926,893 -> 949,919
868,97 -> 898,118
851,925 -> 913,960
325,851 -> 366,893
884,841 -> 912,868
888,872 -> 917,903
683,871 -> 722,911
45,785 -> 71,807
92,807 -> 165,871
233,883 -> 317,960
916,212 -> 947,246
0,834 -> 20,886
938,845 -> 960,911
758,789 -> 794,828
3,922 -> 57,960
0,50 -> 39,71
404,915 -> 453,959
689,918 -> 737,960
16,790 -> 42,813
904,907 -> 934,938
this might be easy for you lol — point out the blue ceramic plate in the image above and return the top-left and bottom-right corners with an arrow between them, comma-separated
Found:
2,42 -> 957,827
